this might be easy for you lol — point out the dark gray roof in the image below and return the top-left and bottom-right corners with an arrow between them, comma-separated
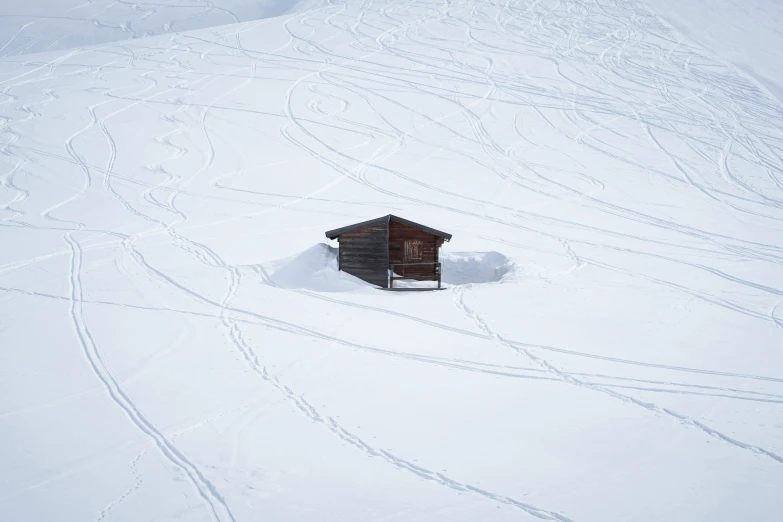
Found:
325,214 -> 452,240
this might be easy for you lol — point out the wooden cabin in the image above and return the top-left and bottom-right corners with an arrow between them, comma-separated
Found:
325,215 -> 452,289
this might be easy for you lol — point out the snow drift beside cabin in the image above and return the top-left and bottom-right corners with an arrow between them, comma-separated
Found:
260,244 -> 515,291
260,244 -> 370,292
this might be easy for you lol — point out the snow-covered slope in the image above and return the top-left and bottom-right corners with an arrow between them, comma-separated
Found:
645,0 -> 783,103
1,1 -> 782,521
0,0 -> 306,57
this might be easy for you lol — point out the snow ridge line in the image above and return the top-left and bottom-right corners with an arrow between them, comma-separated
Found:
453,285 -> 783,466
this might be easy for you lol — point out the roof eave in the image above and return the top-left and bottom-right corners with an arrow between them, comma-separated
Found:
324,215 -> 390,239
324,214 -> 452,240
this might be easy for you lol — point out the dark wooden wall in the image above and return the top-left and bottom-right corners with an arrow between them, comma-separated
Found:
338,223 -> 389,288
388,220 -> 443,280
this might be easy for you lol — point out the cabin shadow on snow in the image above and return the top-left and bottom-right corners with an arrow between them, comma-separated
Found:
260,244 -> 513,292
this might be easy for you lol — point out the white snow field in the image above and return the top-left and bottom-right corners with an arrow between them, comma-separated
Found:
0,0 -> 307,57
1,0 -> 783,520
644,0 -> 783,104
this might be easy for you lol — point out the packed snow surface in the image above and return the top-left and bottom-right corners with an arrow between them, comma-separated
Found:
0,0 -> 306,57
1,0 -> 782,521
645,0 -> 783,102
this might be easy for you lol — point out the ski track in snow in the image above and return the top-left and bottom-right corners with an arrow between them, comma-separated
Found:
452,284 -> 783,465
1,0 -> 783,520
55,49 -> 237,521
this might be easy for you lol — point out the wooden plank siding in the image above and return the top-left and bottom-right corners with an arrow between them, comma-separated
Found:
388,220 -> 444,280
326,215 -> 450,288
338,223 -> 389,288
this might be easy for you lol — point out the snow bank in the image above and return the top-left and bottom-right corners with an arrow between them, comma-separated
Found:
260,245 -> 514,291
441,251 -> 514,285
260,243 -> 371,292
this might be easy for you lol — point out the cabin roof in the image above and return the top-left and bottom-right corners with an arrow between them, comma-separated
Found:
325,214 -> 452,241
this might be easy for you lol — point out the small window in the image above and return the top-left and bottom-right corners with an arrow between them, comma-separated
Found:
404,240 -> 423,261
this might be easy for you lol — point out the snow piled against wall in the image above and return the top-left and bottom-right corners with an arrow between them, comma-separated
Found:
260,244 -> 515,291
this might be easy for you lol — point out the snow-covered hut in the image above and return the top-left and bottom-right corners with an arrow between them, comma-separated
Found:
325,215 -> 452,289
